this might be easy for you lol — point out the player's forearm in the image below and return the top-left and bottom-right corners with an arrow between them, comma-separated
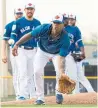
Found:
1,40 -> 7,56
80,47 -> 85,54
15,32 -> 32,46
57,55 -> 65,74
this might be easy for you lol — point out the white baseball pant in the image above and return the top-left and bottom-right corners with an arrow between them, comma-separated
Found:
15,47 -> 36,99
76,60 -> 94,92
65,53 -> 79,94
10,48 -> 19,97
33,48 -> 62,101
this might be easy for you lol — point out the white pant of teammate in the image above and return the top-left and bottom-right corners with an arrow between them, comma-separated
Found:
10,48 -> 19,97
33,48 -> 63,101
76,60 -> 94,92
65,54 -> 94,93
65,54 -> 79,94
15,47 -> 36,99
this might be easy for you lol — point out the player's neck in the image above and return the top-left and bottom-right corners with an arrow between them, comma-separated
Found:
68,23 -> 72,26
25,16 -> 33,21
51,30 -> 61,38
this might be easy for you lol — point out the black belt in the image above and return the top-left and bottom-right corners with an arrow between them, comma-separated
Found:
19,46 -> 34,50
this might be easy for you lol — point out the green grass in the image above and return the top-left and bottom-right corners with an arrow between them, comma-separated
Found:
1,104 -> 97,108
1,95 -> 16,102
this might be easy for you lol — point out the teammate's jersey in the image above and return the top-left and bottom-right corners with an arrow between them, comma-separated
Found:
30,24 -> 70,57
11,17 -> 41,47
74,26 -> 83,52
3,21 -> 14,40
64,25 -> 84,52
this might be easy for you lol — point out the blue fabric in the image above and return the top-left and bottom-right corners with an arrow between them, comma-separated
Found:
65,25 -> 84,52
31,24 -> 70,57
3,21 -> 14,40
11,17 -> 41,47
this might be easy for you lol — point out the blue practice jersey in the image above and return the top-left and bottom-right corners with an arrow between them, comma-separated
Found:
65,25 -> 84,52
30,24 -> 70,57
74,26 -> 84,52
3,21 -> 14,40
11,17 -> 41,47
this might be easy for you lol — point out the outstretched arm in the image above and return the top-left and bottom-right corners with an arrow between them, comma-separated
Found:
15,32 -> 32,46
12,32 -> 32,56
57,55 -> 65,75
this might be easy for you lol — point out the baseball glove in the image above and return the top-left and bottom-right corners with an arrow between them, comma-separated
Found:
71,52 -> 85,62
58,74 -> 76,94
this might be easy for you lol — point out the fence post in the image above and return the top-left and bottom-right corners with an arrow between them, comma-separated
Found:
0,0 -> 8,98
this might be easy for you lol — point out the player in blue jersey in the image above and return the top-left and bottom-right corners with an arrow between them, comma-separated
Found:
10,3 -> 41,100
68,14 -> 94,92
2,8 -> 23,63
1,8 -> 23,99
63,13 -> 85,94
12,14 -> 70,105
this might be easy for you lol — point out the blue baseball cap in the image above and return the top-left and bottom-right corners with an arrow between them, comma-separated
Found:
52,14 -> 64,24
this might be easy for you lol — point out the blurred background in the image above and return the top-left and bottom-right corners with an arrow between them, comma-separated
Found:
0,0 -> 97,101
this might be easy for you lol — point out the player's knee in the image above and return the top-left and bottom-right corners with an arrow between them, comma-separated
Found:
34,67 -> 44,75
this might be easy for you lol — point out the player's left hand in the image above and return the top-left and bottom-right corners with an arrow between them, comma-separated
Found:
58,73 -> 76,94
80,53 -> 85,59
12,44 -> 18,56
71,52 -> 85,62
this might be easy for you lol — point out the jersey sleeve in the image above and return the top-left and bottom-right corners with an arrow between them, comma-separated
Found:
75,27 -> 84,48
10,21 -> 19,42
59,34 -> 70,57
37,20 -> 41,25
3,24 -> 11,40
30,25 -> 43,38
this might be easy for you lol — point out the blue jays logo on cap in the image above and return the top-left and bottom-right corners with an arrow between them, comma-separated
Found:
25,3 -> 35,9
28,3 -> 32,6
18,8 -> 21,11
14,8 -> 23,14
52,14 -> 64,24
55,15 -> 60,19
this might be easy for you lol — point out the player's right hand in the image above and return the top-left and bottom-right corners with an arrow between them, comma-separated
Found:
2,56 -> 7,63
12,44 -> 18,56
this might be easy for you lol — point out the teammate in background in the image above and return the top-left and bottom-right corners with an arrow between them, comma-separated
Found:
10,3 -> 41,100
62,13 -> 83,93
12,14 -> 70,105
1,8 -> 23,99
68,14 -> 94,92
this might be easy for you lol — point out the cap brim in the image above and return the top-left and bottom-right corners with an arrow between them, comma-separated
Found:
52,20 -> 63,24
25,6 -> 35,9
15,12 -> 23,14
63,17 -> 68,20
69,18 -> 76,20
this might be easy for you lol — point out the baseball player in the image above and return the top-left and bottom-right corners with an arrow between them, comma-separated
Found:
10,3 -> 41,100
68,14 -> 94,92
62,13 -> 82,94
1,8 -> 23,99
12,14 -> 70,104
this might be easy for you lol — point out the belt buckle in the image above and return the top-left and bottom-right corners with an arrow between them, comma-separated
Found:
20,46 -> 34,50
24,46 -> 34,50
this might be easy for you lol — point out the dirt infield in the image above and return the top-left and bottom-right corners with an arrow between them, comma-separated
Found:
1,92 -> 97,105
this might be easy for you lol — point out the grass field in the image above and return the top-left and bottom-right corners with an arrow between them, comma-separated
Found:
1,104 -> 97,108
